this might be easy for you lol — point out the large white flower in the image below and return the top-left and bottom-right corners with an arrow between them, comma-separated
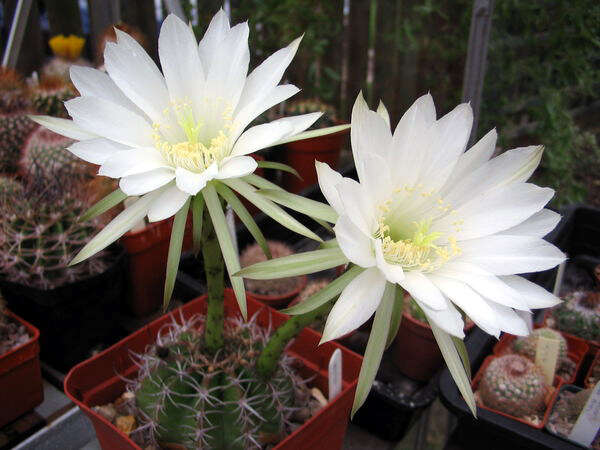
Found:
32,10 -> 321,225
317,92 -> 565,341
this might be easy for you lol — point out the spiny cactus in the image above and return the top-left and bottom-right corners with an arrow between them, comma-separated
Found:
240,241 -> 304,296
0,176 -> 109,290
511,328 -> 575,379
30,76 -> 75,118
128,313 -> 311,449
18,127 -> 83,179
0,113 -> 37,173
0,176 -> 24,201
551,290 -> 600,342
477,354 -> 549,419
0,68 -> 30,113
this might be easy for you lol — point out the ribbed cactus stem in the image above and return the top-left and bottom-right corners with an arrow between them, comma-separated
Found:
257,298 -> 335,379
201,200 -> 225,353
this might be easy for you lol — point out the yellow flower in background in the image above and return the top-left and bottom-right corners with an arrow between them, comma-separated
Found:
49,35 -> 86,60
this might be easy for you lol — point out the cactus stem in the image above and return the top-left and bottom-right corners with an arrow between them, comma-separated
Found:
256,297 -> 336,379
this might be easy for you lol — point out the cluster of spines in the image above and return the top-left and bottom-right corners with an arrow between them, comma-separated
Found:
552,290 -> 600,341
128,313 -> 306,449
0,113 -> 37,173
30,76 -> 75,118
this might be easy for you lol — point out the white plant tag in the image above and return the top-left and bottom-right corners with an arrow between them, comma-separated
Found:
569,382 -> 600,447
535,335 -> 559,385
328,348 -> 342,402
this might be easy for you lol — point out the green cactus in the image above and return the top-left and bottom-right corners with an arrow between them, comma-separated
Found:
0,177 -> 108,290
130,314 -> 309,449
30,77 -> 75,118
0,68 -> 30,113
0,176 -> 24,201
478,354 -> 549,419
551,290 -> 600,342
240,241 -> 304,297
0,113 -> 37,173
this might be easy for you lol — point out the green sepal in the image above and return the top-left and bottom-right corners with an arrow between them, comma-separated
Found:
163,198 -> 190,311
191,194 -> 204,256
79,188 -> 127,222
385,286 -> 404,349
257,189 -> 338,223
257,161 -> 302,179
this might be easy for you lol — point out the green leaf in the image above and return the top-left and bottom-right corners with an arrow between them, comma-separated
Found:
203,183 -> 247,320
428,320 -> 477,416
243,173 -> 285,191
235,247 -> 348,280
191,195 -> 204,256
256,161 -> 302,179
257,189 -> 338,223
70,191 -> 158,265
214,182 -> 271,259
80,189 -> 127,222
224,178 -> 322,243
163,198 -> 190,310
282,265 -> 364,315
385,286 -> 404,349
351,282 -> 395,417
320,238 -> 338,249
452,336 -> 472,381
273,124 -> 350,146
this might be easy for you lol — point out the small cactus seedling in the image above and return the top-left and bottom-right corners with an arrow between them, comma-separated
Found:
128,313 -> 315,449
30,76 -> 75,118
551,290 -> 600,342
477,354 -> 549,419
240,241 -> 304,297
0,113 -> 37,173
511,328 -> 575,379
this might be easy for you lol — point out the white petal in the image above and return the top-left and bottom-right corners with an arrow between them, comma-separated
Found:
198,9 -> 230,76
484,301 -> 529,336
335,178 -> 376,236
500,275 -> 562,308
147,184 -> 190,222
446,128 -> 497,186
205,22 -> 249,108
119,168 -> 176,196
374,240 -> 405,284
104,33 -> 170,125
430,275 -> 500,337
235,36 -> 302,115
316,161 -> 344,214
231,120 -> 293,156
334,215 -> 376,268
69,66 -> 146,117
29,116 -> 98,141
416,298 -> 465,338
501,209 -> 561,238
399,271 -> 446,310
458,235 -> 566,275
321,267 -> 386,342
360,151 -> 393,207
65,96 -> 154,147
376,100 -> 390,128
67,138 -> 129,165
175,163 -> 218,195
215,156 -> 256,180
98,148 -> 168,178
159,14 -> 204,105
433,183 -> 554,241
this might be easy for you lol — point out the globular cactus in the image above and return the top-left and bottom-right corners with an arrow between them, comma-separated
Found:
240,241 -> 304,296
551,290 -> 600,342
129,314 -> 309,449
43,34 -> 91,83
0,113 -> 37,173
30,76 -> 76,118
0,176 -> 24,201
478,354 -> 549,419
0,68 -> 30,113
0,176 -> 108,290
18,127 -> 85,180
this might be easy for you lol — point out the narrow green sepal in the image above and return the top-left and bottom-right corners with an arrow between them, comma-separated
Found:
191,194 -> 204,256
256,161 -> 302,179
163,198 -> 190,311
80,188 -> 127,223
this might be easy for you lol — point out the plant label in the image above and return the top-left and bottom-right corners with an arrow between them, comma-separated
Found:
569,382 -> 600,447
328,348 -> 342,401
535,336 -> 559,385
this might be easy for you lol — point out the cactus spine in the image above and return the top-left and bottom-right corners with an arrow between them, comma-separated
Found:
0,114 -> 37,173
552,290 -> 600,341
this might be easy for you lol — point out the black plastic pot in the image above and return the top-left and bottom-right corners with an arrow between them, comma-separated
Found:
0,246 -> 128,373
440,204 -> 600,449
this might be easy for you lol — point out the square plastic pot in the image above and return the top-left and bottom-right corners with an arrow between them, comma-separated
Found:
64,289 -> 362,450
493,331 -> 589,384
0,310 -> 44,428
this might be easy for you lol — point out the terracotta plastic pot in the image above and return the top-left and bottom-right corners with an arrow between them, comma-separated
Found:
392,312 -> 475,382
64,289 -> 362,450
246,275 -> 308,309
472,355 -> 558,429
284,125 -> 349,193
492,331 -> 589,384
120,217 -> 192,317
0,310 -> 43,428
